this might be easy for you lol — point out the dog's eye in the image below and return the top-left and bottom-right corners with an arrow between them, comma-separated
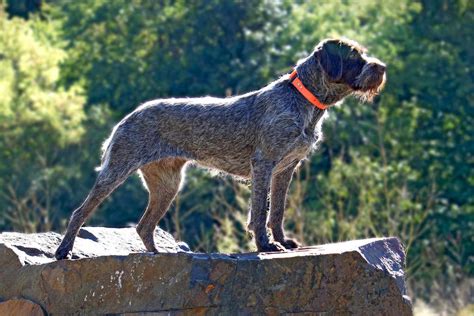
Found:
349,51 -> 359,59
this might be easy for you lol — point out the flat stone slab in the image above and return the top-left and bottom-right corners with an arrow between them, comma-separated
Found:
0,227 -> 412,315
0,227 -> 190,265
0,298 -> 45,316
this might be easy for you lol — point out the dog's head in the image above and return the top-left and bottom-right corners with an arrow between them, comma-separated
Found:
314,38 -> 386,101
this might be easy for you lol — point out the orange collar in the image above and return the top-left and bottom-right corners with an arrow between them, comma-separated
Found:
289,70 -> 328,110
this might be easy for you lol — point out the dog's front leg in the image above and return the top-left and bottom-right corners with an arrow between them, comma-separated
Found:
248,154 -> 286,252
269,161 -> 301,249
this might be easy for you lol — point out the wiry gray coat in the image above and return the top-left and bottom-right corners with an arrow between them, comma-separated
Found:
55,38 -> 386,259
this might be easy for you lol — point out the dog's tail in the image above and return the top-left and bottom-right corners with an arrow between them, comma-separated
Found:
94,126 -> 117,172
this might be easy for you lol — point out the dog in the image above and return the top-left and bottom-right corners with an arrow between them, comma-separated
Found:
55,38 -> 386,259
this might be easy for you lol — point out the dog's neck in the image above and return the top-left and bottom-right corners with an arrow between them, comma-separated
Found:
295,55 -> 352,105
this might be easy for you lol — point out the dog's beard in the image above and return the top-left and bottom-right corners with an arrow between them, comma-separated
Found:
318,73 -> 353,102
353,67 -> 386,102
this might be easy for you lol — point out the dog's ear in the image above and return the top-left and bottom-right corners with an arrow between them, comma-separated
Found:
314,41 -> 343,82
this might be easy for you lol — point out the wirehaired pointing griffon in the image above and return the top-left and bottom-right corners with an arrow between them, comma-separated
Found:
55,38 -> 386,259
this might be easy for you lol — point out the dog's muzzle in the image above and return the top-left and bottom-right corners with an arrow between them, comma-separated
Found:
355,61 -> 386,92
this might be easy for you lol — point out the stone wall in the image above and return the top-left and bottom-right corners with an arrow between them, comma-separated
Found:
0,227 -> 412,315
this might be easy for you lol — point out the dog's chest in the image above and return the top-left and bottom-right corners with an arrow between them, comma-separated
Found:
286,113 -> 324,158
293,131 -> 319,156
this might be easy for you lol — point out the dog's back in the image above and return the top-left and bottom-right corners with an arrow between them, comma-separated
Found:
101,84 -> 292,177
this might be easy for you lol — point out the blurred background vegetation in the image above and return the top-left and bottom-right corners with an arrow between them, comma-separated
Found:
0,0 -> 472,314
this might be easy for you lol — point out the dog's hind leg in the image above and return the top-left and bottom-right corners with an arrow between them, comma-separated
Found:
55,156 -> 139,260
136,158 -> 186,253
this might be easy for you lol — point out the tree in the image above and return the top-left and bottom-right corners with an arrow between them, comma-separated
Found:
0,10 -> 86,232
56,0 -> 285,115
274,0 -> 473,310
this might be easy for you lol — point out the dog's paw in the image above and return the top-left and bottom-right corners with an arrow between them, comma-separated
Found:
258,241 -> 286,253
280,238 -> 301,249
54,247 -> 72,260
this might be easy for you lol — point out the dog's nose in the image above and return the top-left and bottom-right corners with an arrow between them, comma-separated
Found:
371,63 -> 386,74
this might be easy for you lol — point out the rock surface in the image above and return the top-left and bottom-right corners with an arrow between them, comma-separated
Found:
0,298 -> 45,316
0,227 -> 190,264
0,227 -> 412,315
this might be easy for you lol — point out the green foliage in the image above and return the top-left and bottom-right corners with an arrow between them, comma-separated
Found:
0,10 -> 85,231
55,0 -> 285,115
275,0 -> 473,306
5,0 -> 43,19
0,0 -> 472,312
